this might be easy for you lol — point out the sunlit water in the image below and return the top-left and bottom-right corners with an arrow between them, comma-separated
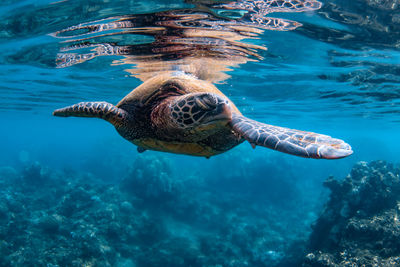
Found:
0,0 -> 399,266
2,0 -> 399,166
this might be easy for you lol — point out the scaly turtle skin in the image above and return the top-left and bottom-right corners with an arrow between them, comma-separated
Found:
53,72 -> 353,159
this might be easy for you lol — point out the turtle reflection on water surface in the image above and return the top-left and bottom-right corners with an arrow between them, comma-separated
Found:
53,0 -> 353,159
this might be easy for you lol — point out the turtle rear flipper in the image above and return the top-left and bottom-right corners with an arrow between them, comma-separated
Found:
230,114 -> 353,159
53,101 -> 128,125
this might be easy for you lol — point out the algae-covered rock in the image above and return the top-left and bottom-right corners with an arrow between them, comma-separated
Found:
120,155 -> 181,202
120,201 -> 133,213
21,162 -> 49,185
303,160 -> 400,266
35,214 -> 63,234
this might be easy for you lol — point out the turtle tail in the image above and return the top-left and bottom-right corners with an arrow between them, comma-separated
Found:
53,101 -> 128,125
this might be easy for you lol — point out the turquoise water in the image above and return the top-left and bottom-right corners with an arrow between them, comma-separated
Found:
1,0 -> 399,266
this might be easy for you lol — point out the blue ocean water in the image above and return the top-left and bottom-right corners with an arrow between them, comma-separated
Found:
0,0 -> 399,266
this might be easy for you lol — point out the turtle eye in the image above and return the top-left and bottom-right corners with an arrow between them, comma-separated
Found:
195,94 -> 218,111
195,98 -> 212,111
201,94 -> 217,108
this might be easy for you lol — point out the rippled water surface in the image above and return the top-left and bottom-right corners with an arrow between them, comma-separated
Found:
1,0 -> 399,118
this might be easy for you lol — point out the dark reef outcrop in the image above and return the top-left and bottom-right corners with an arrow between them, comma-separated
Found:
303,160 -> 400,266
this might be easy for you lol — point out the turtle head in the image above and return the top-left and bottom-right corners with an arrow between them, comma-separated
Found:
169,93 -> 232,132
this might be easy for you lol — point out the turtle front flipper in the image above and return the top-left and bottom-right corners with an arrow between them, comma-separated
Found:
230,114 -> 353,159
53,101 -> 128,126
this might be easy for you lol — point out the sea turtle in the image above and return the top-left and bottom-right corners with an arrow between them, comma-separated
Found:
53,72 -> 352,159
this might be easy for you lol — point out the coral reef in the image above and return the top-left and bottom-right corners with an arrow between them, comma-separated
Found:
10,156 -> 400,266
0,155 -> 314,267
303,160 -> 400,266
